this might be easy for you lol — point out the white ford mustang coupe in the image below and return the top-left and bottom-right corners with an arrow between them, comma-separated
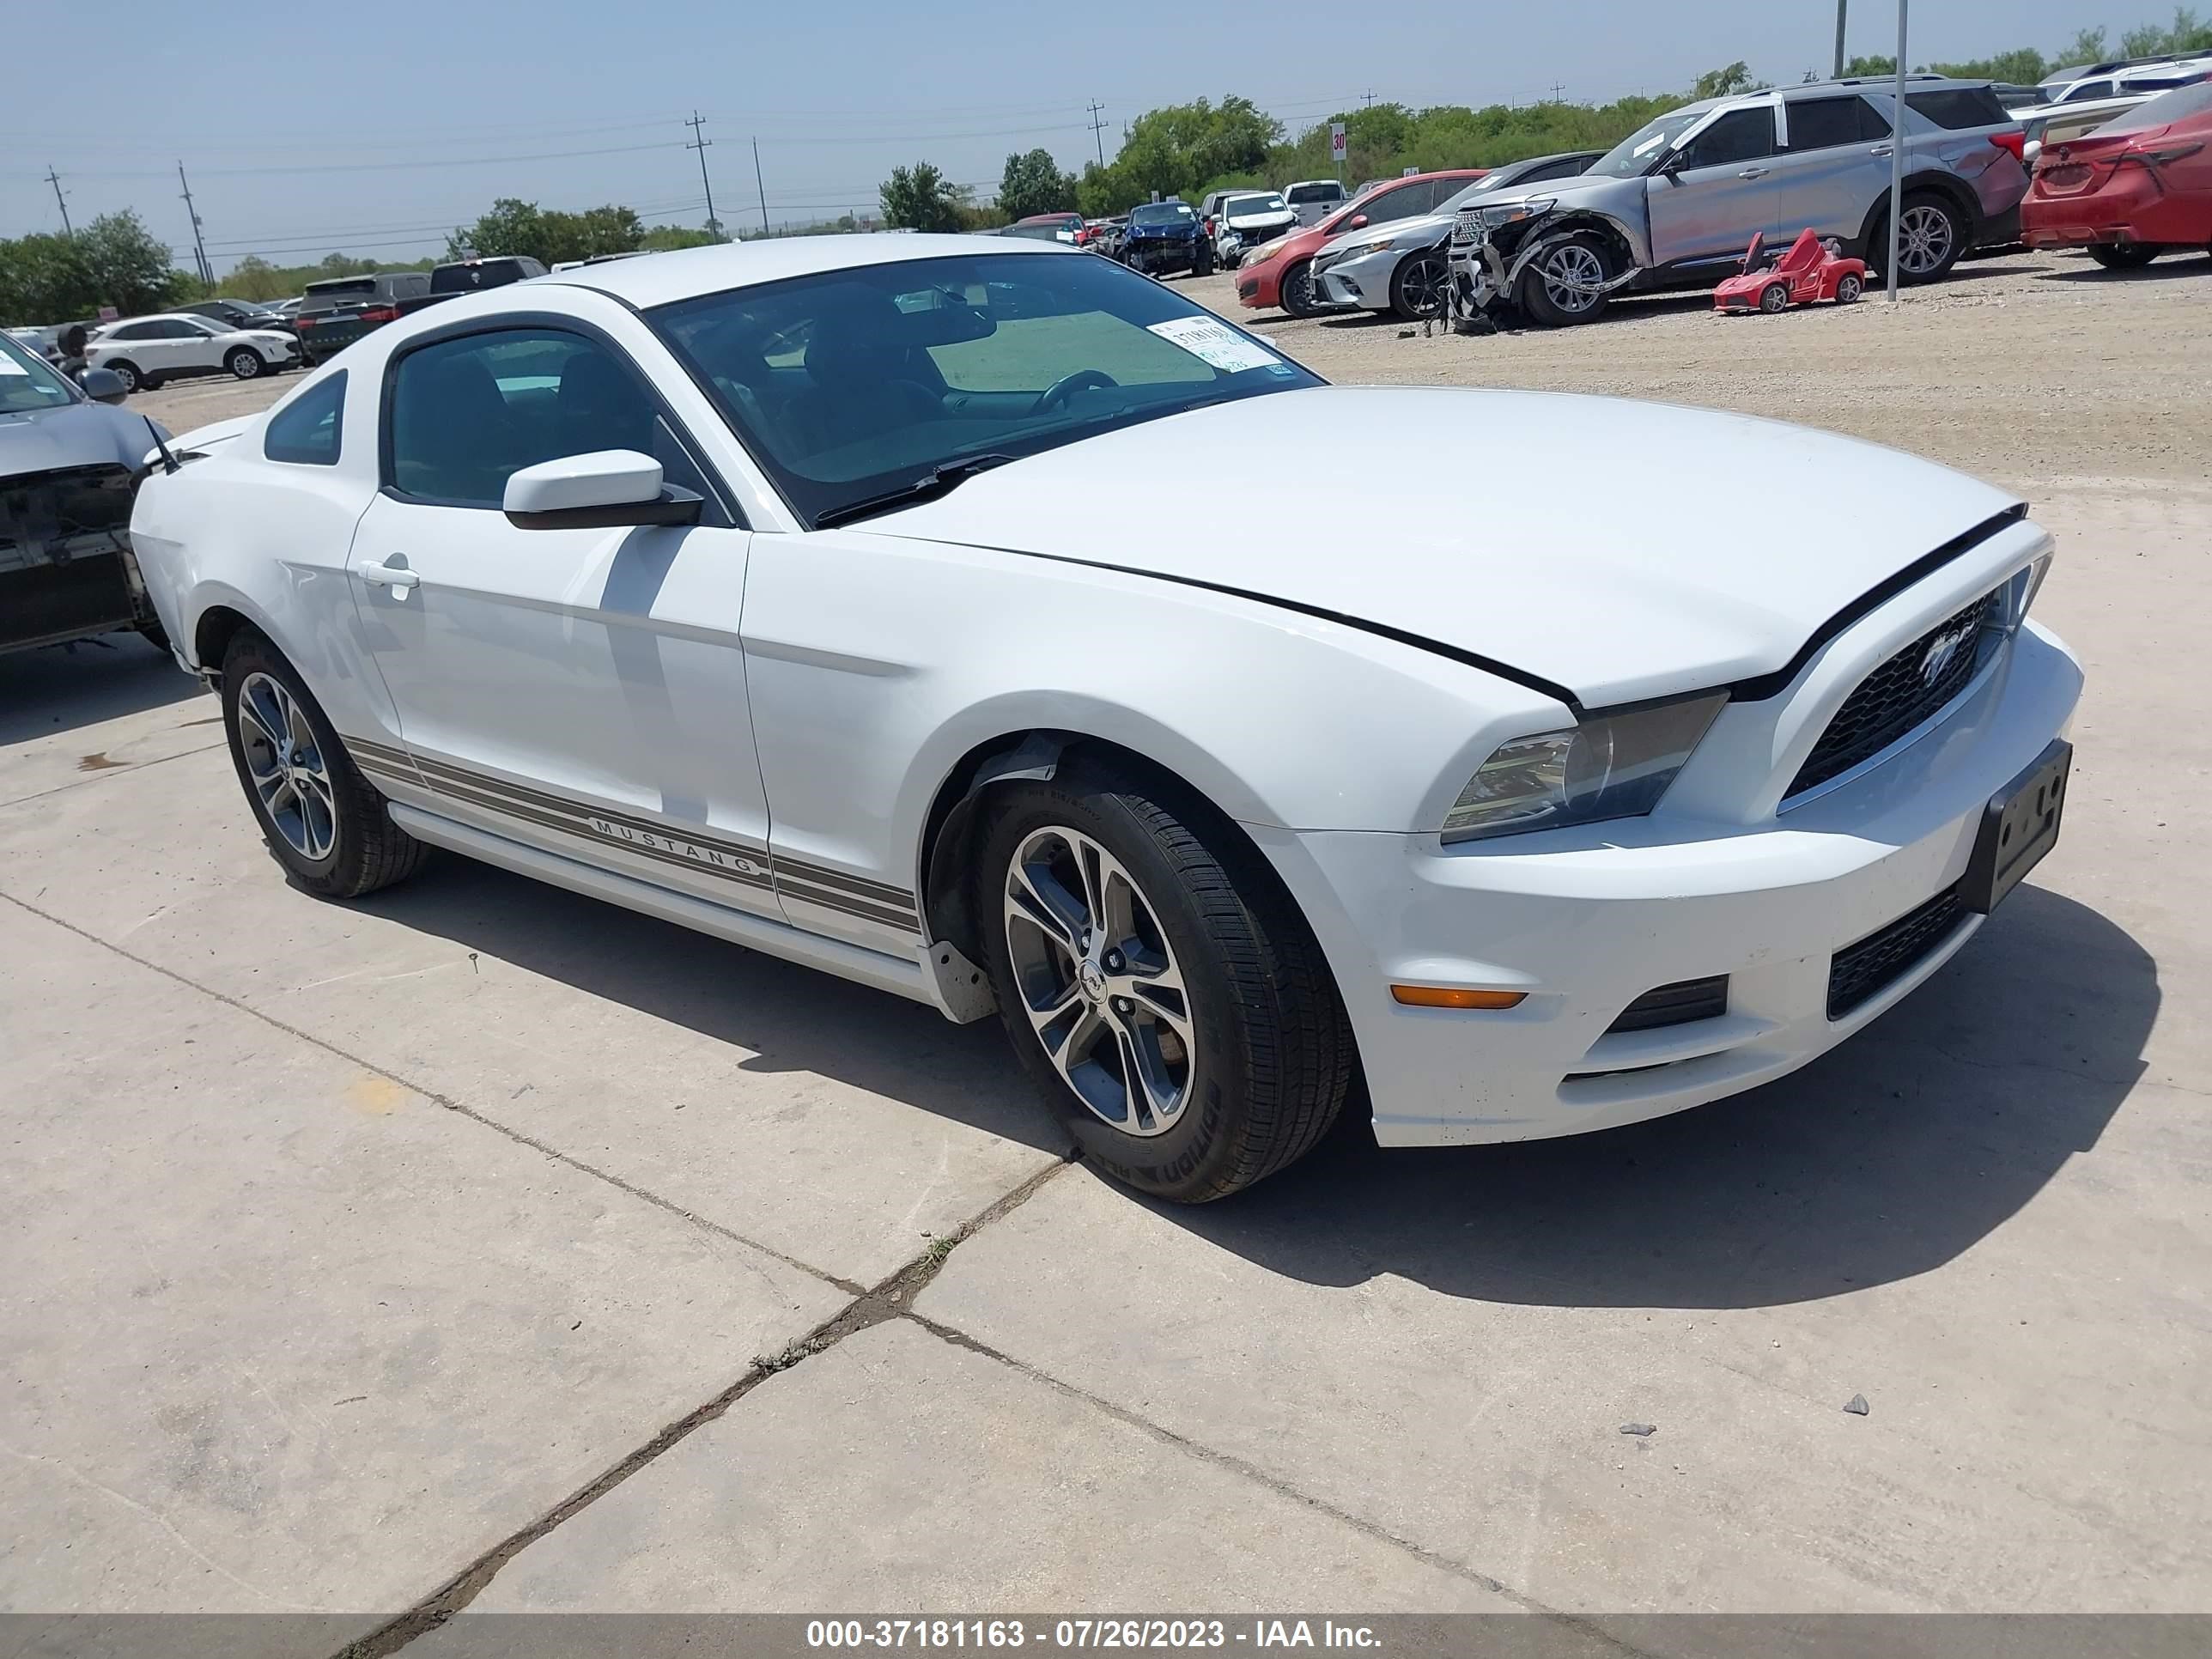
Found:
129,235 -> 2080,1200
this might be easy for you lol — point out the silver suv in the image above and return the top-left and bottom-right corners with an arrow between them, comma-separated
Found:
1447,76 -> 2028,327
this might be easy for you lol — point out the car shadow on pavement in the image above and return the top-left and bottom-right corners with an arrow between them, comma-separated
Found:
1158,884 -> 2155,1310
354,857 -> 1065,1155
2034,260 -> 2211,284
0,632 -> 205,744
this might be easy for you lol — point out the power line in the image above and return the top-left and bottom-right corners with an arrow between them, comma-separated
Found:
44,165 -> 71,236
64,141 -> 685,181
684,111 -> 722,238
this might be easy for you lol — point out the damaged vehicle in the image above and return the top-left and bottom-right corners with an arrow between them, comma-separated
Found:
0,330 -> 173,656
1446,76 -> 2027,327
1212,191 -> 1299,269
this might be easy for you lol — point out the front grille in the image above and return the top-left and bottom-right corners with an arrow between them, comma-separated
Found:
1826,885 -> 1966,1020
1,464 -> 136,575
1789,589 -> 1999,797
1451,208 -> 1483,244
1607,975 -> 1730,1034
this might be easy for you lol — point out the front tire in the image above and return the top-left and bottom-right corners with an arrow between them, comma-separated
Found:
220,629 -> 428,899
1516,232 -> 1616,326
106,360 -> 141,393
1759,282 -> 1790,313
1279,258 -> 1317,318
1390,249 -> 1449,319
2087,243 -> 2160,270
977,760 -> 1354,1201
228,348 -> 264,380
1835,272 -> 1864,303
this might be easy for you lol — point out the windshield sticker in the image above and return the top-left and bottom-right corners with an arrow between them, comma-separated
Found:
1633,131 -> 1672,157
0,353 -> 28,375
1146,316 -> 1281,374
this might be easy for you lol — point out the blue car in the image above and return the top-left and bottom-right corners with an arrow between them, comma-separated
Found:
1118,200 -> 1213,278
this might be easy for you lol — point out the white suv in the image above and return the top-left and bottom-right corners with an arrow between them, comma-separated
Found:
87,313 -> 301,392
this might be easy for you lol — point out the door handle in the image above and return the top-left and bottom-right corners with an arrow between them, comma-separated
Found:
1870,143 -> 1894,156
355,556 -> 420,599
1737,167 -> 1771,179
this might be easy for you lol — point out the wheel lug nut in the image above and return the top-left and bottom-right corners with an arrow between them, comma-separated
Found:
1115,997 -> 1133,1014
1104,951 -> 1122,971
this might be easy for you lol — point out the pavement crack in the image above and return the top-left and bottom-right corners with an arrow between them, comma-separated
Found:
899,1310 -> 1656,1659
0,738 -> 226,809
0,887 -> 865,1299
331,1157 -> 1069,1657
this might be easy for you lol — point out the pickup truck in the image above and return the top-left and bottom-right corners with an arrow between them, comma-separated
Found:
290,257 -> 548,360
397,255 -> 550,317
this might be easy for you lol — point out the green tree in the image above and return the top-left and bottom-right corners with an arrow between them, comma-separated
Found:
224,255 -> 285,302
1692,62 -> 1757,100
879,162 -> 968,232
2121,6 -> 2212,55
2056,27 -> 2108,66
0,210 -> 185,325
447,199 -> 645,265
998,148 -> 1078,220
1844,54 -> 1896,76
639,224 -> 725,252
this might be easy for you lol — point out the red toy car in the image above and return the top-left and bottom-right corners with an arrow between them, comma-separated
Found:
1713,228 -> 1868,313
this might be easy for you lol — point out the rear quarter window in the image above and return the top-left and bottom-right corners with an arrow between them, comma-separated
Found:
264,371 -> 346,465
1905,87 -> 2010,129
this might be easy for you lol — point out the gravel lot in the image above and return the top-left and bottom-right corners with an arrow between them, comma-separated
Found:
7,251 -> 2210,1644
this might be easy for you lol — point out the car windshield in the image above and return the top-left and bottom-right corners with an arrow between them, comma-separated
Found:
650,252 -> 1321,527
1226,194 -> 1289,216
1585,108 -> 1709,177
0,331 -> 80,413
1128,204 -> 1194,224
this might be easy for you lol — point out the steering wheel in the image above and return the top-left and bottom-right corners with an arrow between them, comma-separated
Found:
1033,368 -> 1119,415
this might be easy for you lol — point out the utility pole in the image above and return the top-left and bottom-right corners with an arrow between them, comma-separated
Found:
1887,0 -> 1907,301
177,161 -> 212,287
1834,0 -> 1849,77
45,166 -> 73,236
1085,100 -> 1109,167
685,111 -> 723,239
752,137 -> 770,239
1362,88 -> 1376,107
1548,81 -> 1565,101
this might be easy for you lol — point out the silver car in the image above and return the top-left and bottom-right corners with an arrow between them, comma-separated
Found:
1446,76 -> 2029,327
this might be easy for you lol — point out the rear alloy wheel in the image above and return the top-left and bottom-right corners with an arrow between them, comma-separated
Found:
1391,249 -> 1449,319
1517,232 -> 1616,326
1279,258 -> 1317,318
979,762 -> 1354,1201
228,347 -> 264,380
2087,243 -> 2159,270
1872,192 -> 1966,284
1759,282 -> 1791,313
1835,272 -> 1864,303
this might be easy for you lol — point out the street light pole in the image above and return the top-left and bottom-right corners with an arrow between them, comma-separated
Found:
1833,0 -> 1848,78
1887,0 -> 1907,301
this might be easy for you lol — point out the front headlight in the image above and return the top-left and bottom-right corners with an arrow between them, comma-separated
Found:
1479,196 -> 1557,228
1342,237 -> 1399,257
1243,240 -> 1285,265
1443,693 -> 1725,842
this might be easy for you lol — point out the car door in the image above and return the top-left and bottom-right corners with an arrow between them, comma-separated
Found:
346,319 -> 781,920
1645,103 -> 1782,266
1765,94 -> 1894,241
174,319 -> 228,374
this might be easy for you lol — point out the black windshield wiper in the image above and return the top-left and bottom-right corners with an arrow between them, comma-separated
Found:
811,453 -> 1021,529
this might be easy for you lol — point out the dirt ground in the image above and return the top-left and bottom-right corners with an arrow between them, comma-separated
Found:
1184,247 -> 2212,493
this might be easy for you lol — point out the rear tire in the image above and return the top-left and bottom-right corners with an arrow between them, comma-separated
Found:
228,347 -> 264,380
977,758 -> 1355,1202
1193,243 -> 1215,277
1516,232 -> 1616,326
1835,272 -> 1864,303
1868,191 -> 1966,284
220,629 -> 428,900
1279,258 -> 1317,318
2087,243 -> 2160,270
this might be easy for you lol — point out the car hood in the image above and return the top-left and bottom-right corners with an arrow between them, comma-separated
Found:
1320,211 -> 1455,258
860,386 -> 2023,708
0,399 -> 166,477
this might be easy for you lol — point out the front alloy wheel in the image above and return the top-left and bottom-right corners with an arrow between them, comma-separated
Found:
234,671 -> 338,863
1004,825 -> 1194,1136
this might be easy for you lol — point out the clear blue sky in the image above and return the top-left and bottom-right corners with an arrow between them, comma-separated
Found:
3,0 -> 2130,273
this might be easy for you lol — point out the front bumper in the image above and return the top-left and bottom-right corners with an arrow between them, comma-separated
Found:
1316,246 -> 1402,310
1255,617 -> 2081,1147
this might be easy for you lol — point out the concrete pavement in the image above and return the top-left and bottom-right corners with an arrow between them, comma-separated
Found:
3,485 -> 2207,1633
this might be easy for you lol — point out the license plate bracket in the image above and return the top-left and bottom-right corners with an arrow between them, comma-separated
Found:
1961,738 -> 2070,915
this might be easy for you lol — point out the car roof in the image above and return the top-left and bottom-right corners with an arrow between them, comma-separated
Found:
550,232 -> 1066,309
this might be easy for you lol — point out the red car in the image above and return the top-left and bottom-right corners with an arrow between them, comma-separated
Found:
1236,171 -> 1486,318
1014,212 -> 1091,246
1712,228 -> 1868,313
2021,80 -> 2212,267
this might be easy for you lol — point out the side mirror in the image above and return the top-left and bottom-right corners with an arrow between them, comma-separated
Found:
502,449 -> 702,531
82,367 -> 129,405
1349,214 -> 1370,228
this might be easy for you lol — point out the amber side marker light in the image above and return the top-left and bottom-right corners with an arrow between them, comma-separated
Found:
1390,986 -> 1528,1010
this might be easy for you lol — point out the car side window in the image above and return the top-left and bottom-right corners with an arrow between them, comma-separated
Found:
1679,107 -> 1778,169
2063,79 -> 2112,103
264,371 -> 346,466
1358,182 -> 1425,225
385,326 -> 727,522
158,320 -> 203,339
1786,96 -> 1875,151
110,322 -> 155,341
